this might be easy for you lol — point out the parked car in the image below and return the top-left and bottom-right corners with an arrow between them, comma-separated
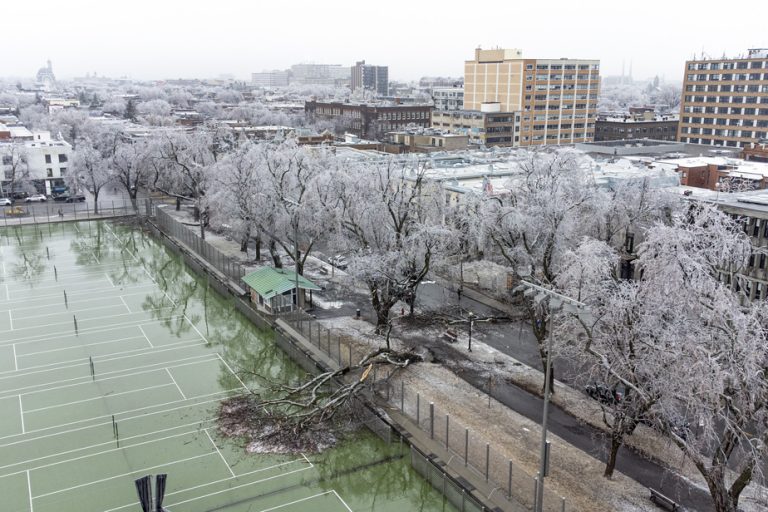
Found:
329,255 -> 348,270
585,382 -> 625,405
0,198 -> 11,206
65,195 -> 86,203
24,194 -> 47,203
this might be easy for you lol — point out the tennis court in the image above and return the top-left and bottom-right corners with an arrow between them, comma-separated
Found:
0,221 -> 449,512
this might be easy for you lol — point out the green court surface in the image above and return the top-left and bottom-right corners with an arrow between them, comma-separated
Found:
0,221 -> 453,512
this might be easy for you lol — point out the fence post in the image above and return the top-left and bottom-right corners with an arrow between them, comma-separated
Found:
348,344 -> 353,367
561,496 -> 566,512
445,415 -> 449,450
416,394 -> 420,426
429,402 -> 434,439
533,474 -> 539,512
464,428 -> 469,467
485,443 -> 490,482
508,460 -> 513,499
400,381 -> 404,412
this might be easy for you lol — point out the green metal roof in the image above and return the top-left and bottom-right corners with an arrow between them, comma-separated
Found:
242,267 -> 321,300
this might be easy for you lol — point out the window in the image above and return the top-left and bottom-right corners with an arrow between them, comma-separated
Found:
58,154 -> 68,163
47,168 -> 53,177
1,156 -> 11,165
45,154 -> 52,164
59,168 -> 67,175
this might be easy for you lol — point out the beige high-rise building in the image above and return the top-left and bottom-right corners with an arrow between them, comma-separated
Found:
464,48 -> 600,146
678,49 -> 768,148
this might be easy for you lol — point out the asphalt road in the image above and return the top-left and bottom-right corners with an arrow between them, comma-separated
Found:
308,274 -> 717,511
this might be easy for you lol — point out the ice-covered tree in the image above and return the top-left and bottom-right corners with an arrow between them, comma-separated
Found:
328,159 -> 453,330
562,204 -> 767,510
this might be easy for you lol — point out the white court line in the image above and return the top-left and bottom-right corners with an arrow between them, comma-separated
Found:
0,340 -> 206,381
258,492 -> 337,512
16,338 -> 203,374
24,382 -> 176,414
12,344 -> 17,371
0,391 -> 238,445
26,470 -> 33,512
204,428 -> 234,477
0,418 -> 216,472
332,490 -> 354,512
4,306 -> 175,335
0,283 -> 157,309
136,325 -> 151,347
104,273 -> 115,287
12,303 -> 128,322
19,335 -> 145,359
91,250 -> 100,264
216,353 -> 249,392
7,310 -> 13,331
0,313 -> 184,347
1,261 -> 5,277
32,452 -> 216,499
119,295 -> 131,314
18,395 -> 24,433
3,355 -> 218,401
102,458 -> 310,512
2,295 -> 123,315
162,465 -> 313,511
4,284 -> 8,301
0,315 -> 178,348
166,368 -> 186,400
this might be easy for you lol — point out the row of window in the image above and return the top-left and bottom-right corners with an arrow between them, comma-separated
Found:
683,106 -> 768,115
683,137 -> 756,146
377,111 -> 429,120
685,93 -> 768,102
686,84 -> 768,92
530,64 -> 599,71
530,74 -> 595,81
682,116 -> 768,127
681,127 -> 766,138
688,61 -> 764,70
529,123 -> 594,131
686,72 -> 768,81
532,83 -> 599,91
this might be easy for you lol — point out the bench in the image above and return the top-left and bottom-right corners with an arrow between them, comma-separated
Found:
443,329 -> 458,343
649,488 -> 679,511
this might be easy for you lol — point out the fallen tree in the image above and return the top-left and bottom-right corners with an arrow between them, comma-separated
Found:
217,347 -> 421,454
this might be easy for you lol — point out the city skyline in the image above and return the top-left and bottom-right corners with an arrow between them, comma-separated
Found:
3,0 -> 766,83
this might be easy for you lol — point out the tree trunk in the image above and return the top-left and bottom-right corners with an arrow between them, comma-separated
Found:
93,189 -> 100,215
254,236 -> 261,260
604,435 -> 622,478
269,239 -> 282,268
704,468 -> 739,512
175,197 -> 181,211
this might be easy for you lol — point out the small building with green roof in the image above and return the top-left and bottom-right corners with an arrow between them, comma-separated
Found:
242,267 -> 321,314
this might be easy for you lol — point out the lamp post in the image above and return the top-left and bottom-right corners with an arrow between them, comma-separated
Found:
467,311 -> 476,352
515,280 -> 587,512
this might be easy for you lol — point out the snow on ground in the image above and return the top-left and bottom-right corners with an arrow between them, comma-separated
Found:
162,207 -> 767,511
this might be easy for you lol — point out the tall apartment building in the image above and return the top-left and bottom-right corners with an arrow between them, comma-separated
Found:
678,49 -> 768,148
290,64 -> 348,85
251,70 -> 290,87
351,61 -> 389,96
464,48 -> 600,146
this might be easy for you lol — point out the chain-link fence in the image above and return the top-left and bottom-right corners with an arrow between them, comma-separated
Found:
154,207 -> 247,283
279,310 -> 568,512
0,199 -> 138,224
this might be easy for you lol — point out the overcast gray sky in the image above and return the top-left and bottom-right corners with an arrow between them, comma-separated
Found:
4,0 -> 766,83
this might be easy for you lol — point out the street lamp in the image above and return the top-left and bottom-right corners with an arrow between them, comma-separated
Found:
515,280 -> 588,512
467,311 -> 476,352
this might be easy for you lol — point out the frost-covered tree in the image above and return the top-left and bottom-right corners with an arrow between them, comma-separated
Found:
329,160 -> 453,330
111,137 -> 152,210
562,204 -> 767,510
479,149 -> 601,375
70,126 -> 121,214
0,143 -> 31,199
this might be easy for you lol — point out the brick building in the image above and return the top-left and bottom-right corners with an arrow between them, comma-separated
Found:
304,101 -> 431,139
